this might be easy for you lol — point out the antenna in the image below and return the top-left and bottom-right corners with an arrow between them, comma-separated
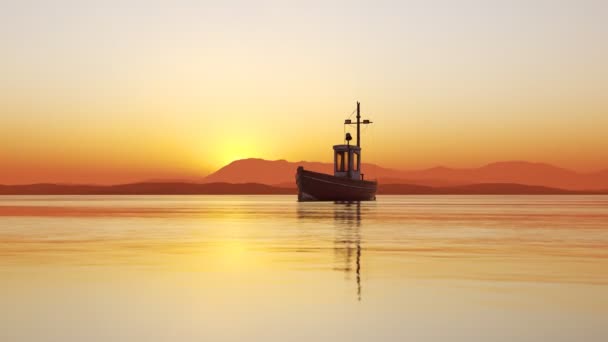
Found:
357,102 -> 360,147
344,102 -> 372,148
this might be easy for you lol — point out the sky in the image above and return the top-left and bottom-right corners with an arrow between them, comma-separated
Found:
1,0 -> 607,184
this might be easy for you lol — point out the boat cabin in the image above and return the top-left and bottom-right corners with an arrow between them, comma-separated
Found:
333,144 -> 363,180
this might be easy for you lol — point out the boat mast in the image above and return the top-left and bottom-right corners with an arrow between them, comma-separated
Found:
344,101 -> 371,147
356,101 -> 361,147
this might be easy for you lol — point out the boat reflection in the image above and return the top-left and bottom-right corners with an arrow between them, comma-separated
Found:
332,201 -> 362,301
295,201 -> 366,301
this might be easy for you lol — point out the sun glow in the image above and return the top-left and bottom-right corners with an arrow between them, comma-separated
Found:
207,139 -> 261,170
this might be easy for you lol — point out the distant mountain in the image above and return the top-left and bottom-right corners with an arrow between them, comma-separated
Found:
0,182 -> 293,195
203,159 -> 331,185
378,183 -> 593,195
1,182 -> 605,195
203,158 -> 455,187
203,159 -> 608,191
394,161 -> 608,190
2,159 -> 607,195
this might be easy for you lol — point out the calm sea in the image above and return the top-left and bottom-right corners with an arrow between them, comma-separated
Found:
1,195 -> 607,341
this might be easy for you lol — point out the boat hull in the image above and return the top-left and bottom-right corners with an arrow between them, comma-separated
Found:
296,167 -> 377,201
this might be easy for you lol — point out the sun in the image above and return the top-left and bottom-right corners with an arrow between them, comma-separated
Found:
214,140 -> 260,167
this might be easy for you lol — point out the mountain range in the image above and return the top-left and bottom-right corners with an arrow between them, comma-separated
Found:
204,159 -> 608,191
1,159 -> 607,195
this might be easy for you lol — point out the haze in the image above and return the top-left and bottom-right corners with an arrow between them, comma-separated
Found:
1,1 -> 607,184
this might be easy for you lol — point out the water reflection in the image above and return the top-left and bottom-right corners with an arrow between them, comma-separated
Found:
332,201 -> 362,301
296,201 -> 365,300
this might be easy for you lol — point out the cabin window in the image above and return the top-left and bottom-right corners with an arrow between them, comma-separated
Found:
346,151 -> 350,172
353,152 -> 359,171
336,152 -> 345,172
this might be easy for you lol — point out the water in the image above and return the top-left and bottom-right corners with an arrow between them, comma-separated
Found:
1,195 -> 607,341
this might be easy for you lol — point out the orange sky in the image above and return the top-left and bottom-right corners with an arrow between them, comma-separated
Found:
1,1 -> 607,184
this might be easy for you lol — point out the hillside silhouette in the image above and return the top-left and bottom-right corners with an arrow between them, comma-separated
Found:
2,159 -> 607,195
1,182 -> 604,195
377,183 -> 594,195
203,159 -> 608,191
0,182 -> 293,195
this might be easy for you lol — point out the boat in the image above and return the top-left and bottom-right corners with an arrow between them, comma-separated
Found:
296,102 -> 377,201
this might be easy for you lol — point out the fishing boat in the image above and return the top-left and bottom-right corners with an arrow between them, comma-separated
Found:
296,102 -> 377,201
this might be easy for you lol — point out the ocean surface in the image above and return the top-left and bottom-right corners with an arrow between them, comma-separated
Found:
1,195 -> 607,341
